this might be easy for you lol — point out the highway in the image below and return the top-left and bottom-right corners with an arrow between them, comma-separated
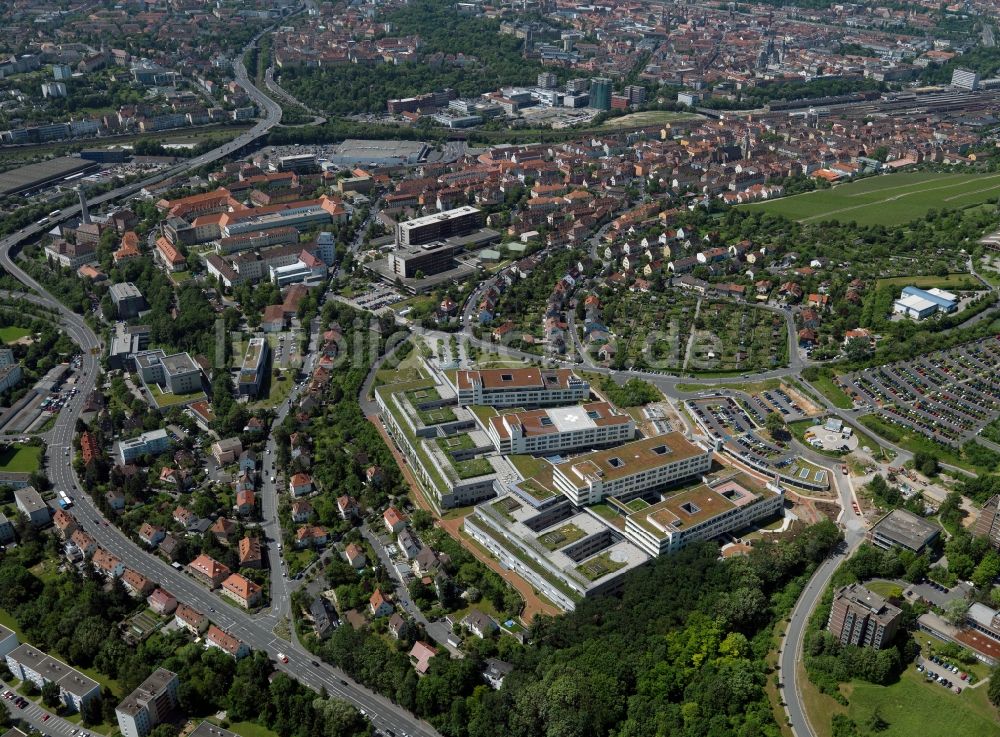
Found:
0,31 -> 441,737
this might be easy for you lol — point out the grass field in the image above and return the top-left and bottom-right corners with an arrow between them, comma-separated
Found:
149,383 -> 207,408
843,667 -> 1000,737
0,444 -> 42,472
0,326 -> 30,343
806,373 -> 854,409
599,110 -> 700,129
741,172 -> 1000,226
857,414 -> 973,472
875,273 -> 981,291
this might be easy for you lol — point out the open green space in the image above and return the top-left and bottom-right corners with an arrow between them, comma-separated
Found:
452,457 -> 494,480
875,273 -> 981,291
599,110 -> 701,129
216,721 -> 281,737
677,378 -> 782,395
508,453 -> 550,479
806,372 -> 854,410
0,326 -> 30,343
842,666 -> 1000,737
0,444 -> 42,472
857,414 -> 975,472
741,172 -> 1000,226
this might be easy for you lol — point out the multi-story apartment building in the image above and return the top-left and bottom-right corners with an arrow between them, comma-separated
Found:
238,337 -> 269,398
485,401 -> 635,455
828,583 -> 902,649
5,643 -> 101,712
551,434 -> 713,506
450,367 -> 590,408
115,668 -> 179,737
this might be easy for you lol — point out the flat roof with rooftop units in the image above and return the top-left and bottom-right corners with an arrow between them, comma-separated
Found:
0,156 -> 99,196
867,508 -> 941,553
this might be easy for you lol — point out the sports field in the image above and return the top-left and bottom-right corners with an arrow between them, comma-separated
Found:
740,172 -> 1000,226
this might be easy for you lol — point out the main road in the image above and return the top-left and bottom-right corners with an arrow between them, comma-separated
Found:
0,32 -> 442,737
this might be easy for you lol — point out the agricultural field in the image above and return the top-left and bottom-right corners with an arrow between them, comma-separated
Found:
741,172 -> 1000,226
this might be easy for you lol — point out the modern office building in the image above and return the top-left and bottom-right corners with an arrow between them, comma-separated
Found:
485,401 -> 635,455
867,508 -> 941,554
450,367 -> 590,408
623,475 -> 784,556
951,68 -> 980,91
551,434 -> 713,506
386,240 -> 461,279
133,350 -> 203,395
119,428 -> 171,464
395,206 -> 484,247
828,583 -> 902,649
589,78 -> 612,110
5,643 -> 101,712
109,282 -> 147,318
115,668 -> 179,737
237,337 -> 269,398
464,494 -> 649,610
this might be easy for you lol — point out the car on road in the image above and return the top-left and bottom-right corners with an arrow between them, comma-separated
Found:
311,660 -> 319,667
43,714 -> 50,722
278,652 -> 289,663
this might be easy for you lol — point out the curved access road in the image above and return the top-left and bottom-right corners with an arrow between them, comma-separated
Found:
0,33 -> 442,737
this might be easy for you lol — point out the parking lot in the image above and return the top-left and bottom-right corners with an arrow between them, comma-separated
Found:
348,284 -> 407,313
686,394 -> 829,488
842,336 -> 1000,447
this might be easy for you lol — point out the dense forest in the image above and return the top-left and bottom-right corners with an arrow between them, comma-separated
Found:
310,521 -> 842,737
280,0 -> 550,115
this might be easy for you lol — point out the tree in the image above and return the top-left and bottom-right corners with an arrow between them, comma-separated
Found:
944,598 -> 970,626
764,411 -> 786,440
41,679 -> 61,708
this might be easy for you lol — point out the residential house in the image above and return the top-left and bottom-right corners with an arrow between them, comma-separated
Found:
234,489 -> 256,517
52,509 -> 77,539
291,500 -> 314,523
92,548 -> 125,578
295,525 -> 328,548
289,472 -> 313,497
344,543 -> 367,569
336,495 -> 359,520
106,489 -> 126,512
238,537 -> 263,569
187,554 -> 231,588
388,613 -> 407,640
462,609 -> 498,638
398,528 -> 421,559
147,588 -> 178,615
210,517 -> 238,545
483,658 -> 513,689
121,568 -> 154,598
409,641 -> 437,675
173,506 -> 198,530
369,589 -> 393,618
212,438 -> 243,465
221,573 -> 262,609
138,522 -> 165,548
238,450 -> 257,476
309,597 -> 337,640
205,625 -> 250,659
384,506 -> 407,534
69,529 -> 97,559
158,534 -> 182,562
174,604 -> 209,635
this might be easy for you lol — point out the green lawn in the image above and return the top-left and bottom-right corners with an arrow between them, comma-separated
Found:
843,667 -> 1000,737
875,273 -> 980,291
508,453 -> 550,478
216,721 -> 281,737
857,414 -> 974,472
807,373 -> 854,410
0,444 -> 42,473
148,383 -> 207,408
0,326 -> 30,343
741,172 -> 1000,226
863,580 -> 903,599
538,523 -> 586,551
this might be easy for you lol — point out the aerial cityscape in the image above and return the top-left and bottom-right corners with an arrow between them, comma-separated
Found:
2,1 -> 1000,737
